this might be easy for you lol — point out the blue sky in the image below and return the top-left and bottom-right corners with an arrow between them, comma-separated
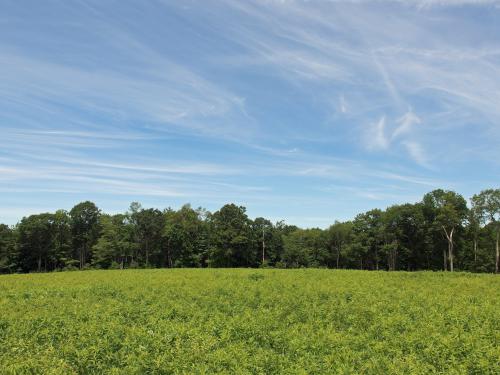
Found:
1,0 -> 499,227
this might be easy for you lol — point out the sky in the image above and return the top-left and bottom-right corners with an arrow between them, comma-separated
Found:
1,0 -> 500,227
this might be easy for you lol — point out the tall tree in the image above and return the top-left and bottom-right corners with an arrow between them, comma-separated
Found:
0,224 -> 17,273
92,214 -> 136,269
252,217 -> 273,266
467,200 -> 483,269
282,228 -> 328,268
163,204 -> 206,267
471,189 -> 500,273
423,190 -> 467,272
17,213 -> 54,272
350,209 -> 384,270
131,206 -> 165,267
383,204 -> 425,271
208,204 -> 254,267
70,201 -> 101,269
326,221 -> 352,269
52,210 -> 73,269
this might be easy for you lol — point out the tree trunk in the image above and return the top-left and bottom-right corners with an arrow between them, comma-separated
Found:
387,242 -> 396,271
389,240 -> 398,271
473,239 -> 477,265
83,243 -> 86,269
449,241 -> 454,272
449,230 -> 454,272
443,248 -> 447,271
336,245 -> 341,269
496,230 -> 499,274
166,241 -> 172,268
262,227 -> 265,265
81,242 -> 87,270
394,248 -> 397,271
442,227 -> 454,272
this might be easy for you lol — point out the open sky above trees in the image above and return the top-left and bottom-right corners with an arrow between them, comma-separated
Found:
1,0 -> 500,227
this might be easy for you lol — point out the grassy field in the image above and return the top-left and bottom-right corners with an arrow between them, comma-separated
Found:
0,269 -> 498,374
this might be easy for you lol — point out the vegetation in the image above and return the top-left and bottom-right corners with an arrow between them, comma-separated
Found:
1,189 -> 500,274
0,269 -> 498,374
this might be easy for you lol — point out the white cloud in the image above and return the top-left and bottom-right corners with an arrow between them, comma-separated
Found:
392,109 -> 421,140
0,45 -> 253,140
1,0 -> 498,226
366,116 -> 389,150
403,141 -> 431,168
339,95 -> 348,113
363,110 -> 427,166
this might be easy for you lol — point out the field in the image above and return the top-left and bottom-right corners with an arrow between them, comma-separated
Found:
0,270 -> 498,374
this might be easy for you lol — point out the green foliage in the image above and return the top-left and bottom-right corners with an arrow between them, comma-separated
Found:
208,204 -> 255,267
129,204 -> 165,267
2,187 -> 500,274
163,204 -> 208,268
282,228 -> 327,267
17,213 -> 55,272
471,189 -> 500,273
383,204 -> 425,271
70,201 -> 101,269
51,210 -> 72,270
92,214 -> 136,269
325,221 -> 353,268
0,224 -> 17,273
0,269 -> 498,374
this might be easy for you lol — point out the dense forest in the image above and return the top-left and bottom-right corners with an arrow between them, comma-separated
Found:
0,189 -> 499,274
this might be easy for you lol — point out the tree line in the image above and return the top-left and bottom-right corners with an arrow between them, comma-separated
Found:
0,189 -> 499,274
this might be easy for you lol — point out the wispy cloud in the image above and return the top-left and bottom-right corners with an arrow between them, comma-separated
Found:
392,110 -> 421,140
402,141 -> 431,169
0,0 -> 498,226
339,95 -> 348,114
366,116 -> 389,151
0,52 -> 251,138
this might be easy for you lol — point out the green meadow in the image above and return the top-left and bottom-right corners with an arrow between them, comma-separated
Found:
0,269 -> 498,374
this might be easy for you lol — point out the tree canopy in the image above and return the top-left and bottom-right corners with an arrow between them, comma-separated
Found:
1,188 -> 499,273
